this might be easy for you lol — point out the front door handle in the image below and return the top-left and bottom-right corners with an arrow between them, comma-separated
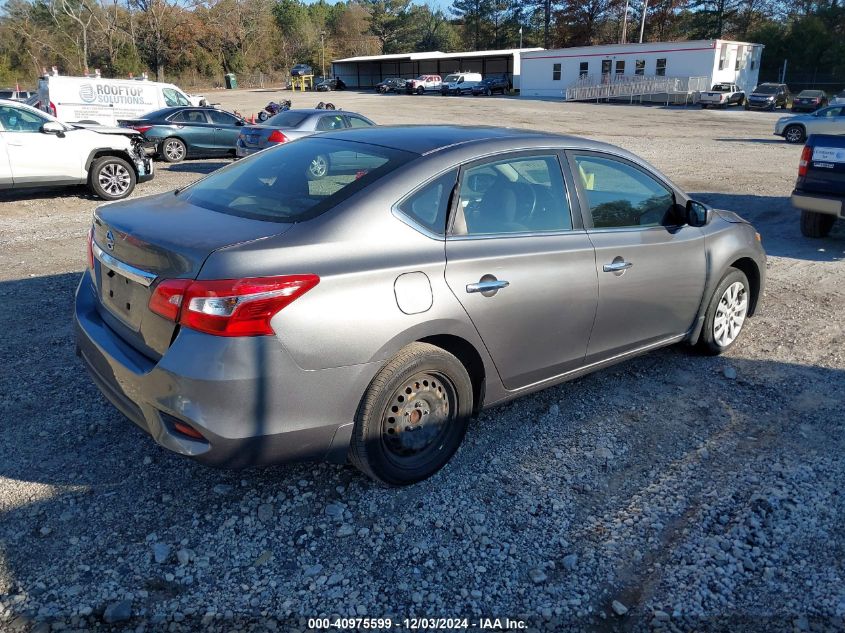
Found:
466,279 -> 509,294
602,260 -> 633,273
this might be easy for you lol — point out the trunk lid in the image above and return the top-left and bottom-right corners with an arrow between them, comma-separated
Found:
91,192 -> 292,359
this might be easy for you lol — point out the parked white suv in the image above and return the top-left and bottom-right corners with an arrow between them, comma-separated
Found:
0,99 -> 154,200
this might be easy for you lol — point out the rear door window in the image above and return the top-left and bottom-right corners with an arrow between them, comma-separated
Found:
316,114 -> 346,131
170,110 -> 209,124
454,154 -> 572,235
344,115 -> 374,128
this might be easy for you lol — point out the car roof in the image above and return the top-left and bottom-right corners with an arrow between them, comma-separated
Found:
319,125 -> 618,156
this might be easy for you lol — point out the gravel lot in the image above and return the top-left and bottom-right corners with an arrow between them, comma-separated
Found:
1,90 -> 843,633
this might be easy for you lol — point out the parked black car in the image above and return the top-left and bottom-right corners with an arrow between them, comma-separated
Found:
316,77 -> 346,92
471,76 -> 511,96
746,83 -> 791,111
119,106 -> 246,163
291,64 -> 313,77
791,90 -> 829,113
375,77 -> 406,93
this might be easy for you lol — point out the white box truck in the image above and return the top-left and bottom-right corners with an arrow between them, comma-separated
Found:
37,75 -> 207,126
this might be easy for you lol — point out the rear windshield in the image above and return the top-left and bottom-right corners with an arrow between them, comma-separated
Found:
265,111 -> 309,128
0,91 -> 14,99
712,84 -> 731,91
754,84 -> 779,94
178,137 -> 416,223
142,107 -> 178,119
798,90 -> 823,97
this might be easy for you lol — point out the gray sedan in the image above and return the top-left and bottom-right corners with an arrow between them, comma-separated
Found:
775,105 -> 845,143
235,109 -> 375,167
75,126 -> 766,485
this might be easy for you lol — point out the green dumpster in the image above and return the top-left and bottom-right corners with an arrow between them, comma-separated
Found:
224,73 -> 237,89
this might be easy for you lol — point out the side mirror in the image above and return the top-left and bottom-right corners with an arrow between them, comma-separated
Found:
236,119 -> 245,126
686,199 -> 711,227
41,121 -> 65,136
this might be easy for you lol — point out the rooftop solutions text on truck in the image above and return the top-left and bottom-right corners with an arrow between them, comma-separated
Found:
38,75 -> 206,126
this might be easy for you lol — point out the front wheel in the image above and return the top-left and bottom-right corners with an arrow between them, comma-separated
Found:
737,95 -> 745,106
698,268 -> 750,355
416,86 -> 424,95
784,125 -> 806,144
257,111 -> 269,122
349,343 -> 473,486
89,156 -> 136,201
800,210 -> 836,238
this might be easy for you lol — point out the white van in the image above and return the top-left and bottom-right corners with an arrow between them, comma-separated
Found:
440,72 -> 483,96
37,76 -> 206,126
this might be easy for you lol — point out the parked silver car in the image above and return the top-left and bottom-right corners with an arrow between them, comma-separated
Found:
775,105 -> 845,143
235,109 -> 375,163
75,126 -> 766,485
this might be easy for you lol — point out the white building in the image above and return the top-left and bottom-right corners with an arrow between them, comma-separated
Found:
331,48 -> 543,90
519,39 -> 764,100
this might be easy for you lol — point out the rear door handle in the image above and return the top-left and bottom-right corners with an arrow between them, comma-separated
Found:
466,279 -> 509,294
602,260 -> 633,273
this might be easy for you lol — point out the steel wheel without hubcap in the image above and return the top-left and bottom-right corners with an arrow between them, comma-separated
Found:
98,163 -> 132,197
713,281 -> 748,347
163,139 -> 185,162
381,372 -> 457,469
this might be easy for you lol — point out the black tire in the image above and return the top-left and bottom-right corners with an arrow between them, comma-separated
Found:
701,104 -> 708,109
800,210 -> 836,238
737,95 -> 745,106
88,155 -> 136,201
744,103 -> 750,111
698,267 -> 751,355
784,125 -> 806,144
416,86 -> 424,95
160,137 -> 186,163
349,342 -> 473,486
257,111 -> 269,122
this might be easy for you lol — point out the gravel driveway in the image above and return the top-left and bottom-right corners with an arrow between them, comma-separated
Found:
1,92 -> 843,632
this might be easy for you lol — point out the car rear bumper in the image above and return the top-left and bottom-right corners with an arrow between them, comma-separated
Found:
74,270 -> 380,468
791,190 -> 845,217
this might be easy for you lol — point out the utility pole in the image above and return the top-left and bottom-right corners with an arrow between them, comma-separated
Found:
320,30 -> 326,78
544,0 -> 551,49
519,26 -> 523,49
638,0 -> 649,43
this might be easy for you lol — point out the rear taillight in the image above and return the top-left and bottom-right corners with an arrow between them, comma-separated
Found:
798,145 -> 812,177
148,275 -> 319,336
267,130 -> 288,143
87,227 -> 94,269
133,125 -> 153,134
148,279 -> 192,321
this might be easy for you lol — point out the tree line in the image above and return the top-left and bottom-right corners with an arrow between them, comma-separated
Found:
0,0 -> 842,91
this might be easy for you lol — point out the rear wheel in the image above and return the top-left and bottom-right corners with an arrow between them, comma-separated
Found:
784,125 -> 806,144
698,268 -> 750,355
349,343 -> 473,486
800,210 -> 836,238
161,138 -> 186,163
701,104 -> 708,109
89,156 -> 136,201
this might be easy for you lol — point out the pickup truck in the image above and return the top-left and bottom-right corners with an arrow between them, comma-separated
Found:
791,134 -> 845,237
700,83 -> 746,108
405,75 -> 441,95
